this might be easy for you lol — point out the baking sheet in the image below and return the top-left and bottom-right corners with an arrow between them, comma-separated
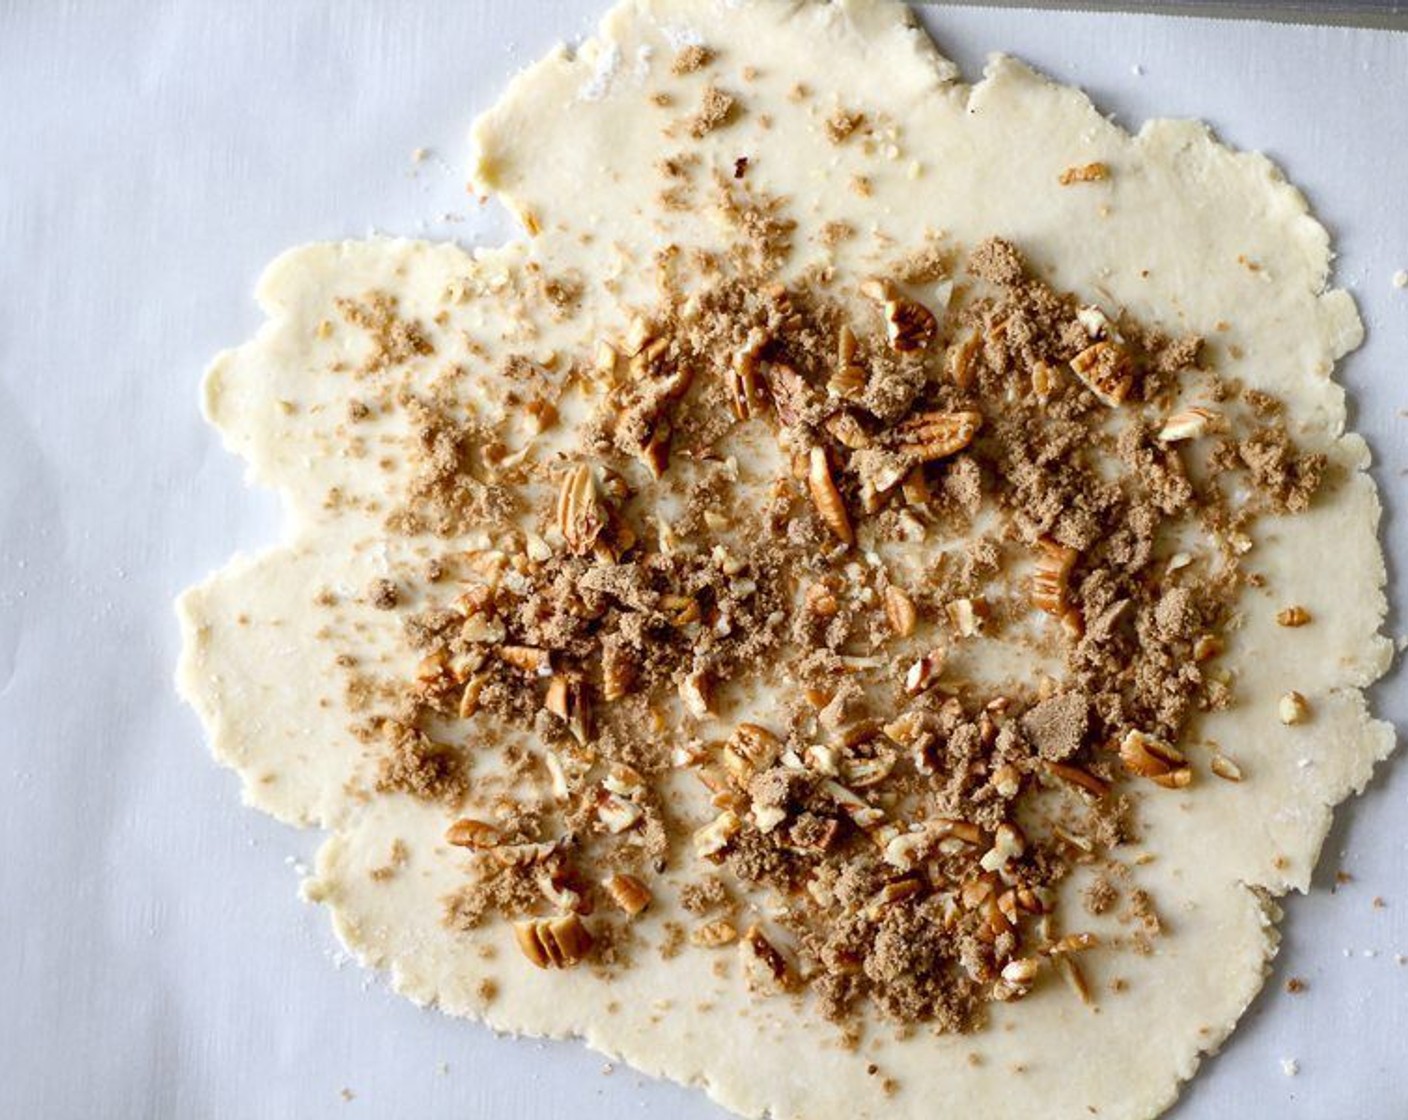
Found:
1,2 -> 1405,1117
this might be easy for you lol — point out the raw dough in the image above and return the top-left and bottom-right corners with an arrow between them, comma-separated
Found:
177,2 -> 1394,1117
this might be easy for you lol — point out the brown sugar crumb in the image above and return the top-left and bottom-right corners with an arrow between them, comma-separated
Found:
825,108 -> 865,144
1235,426 -> 1326,513
1285,977 -> 1308,994
335,291 -> 434,374
671,44 -> 713,76
1083,876 -> 1119,916
441,859 -> 542,932
967,236 -> 1027,286
385,400 -> 515,537
660,921 -> 687,960
818,220 -> 855,247
659,185 -> 692,211
476,978 -> 499,1005
658,154 -> 695,179
348,399 -> 371,422
850,175 -> 873,197
538,273 -> 583,317
680,875 -> 732,915
367,578 -> 399,610
369,838 -> 409,882
1020,692 -> 1089,762
733,156 -> 749,179
376,723 -> 466,804
689,84 -> 737,138
1058,161 -> 1111,185
1244,388 -> 1283,416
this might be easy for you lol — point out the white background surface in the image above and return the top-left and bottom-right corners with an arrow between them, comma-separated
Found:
2,2 -> 1407,1117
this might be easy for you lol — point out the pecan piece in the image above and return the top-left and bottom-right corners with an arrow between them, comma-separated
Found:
883,585 -> 917,638
603,873 -> 652,916
1032,537 -> 1078,616
445,818 -> 501,849
1070,340 -> 1134,406
1118,729 -> 1192,788
544,674 -> 592,743
884,296 -> 937,352
889,409 -> 982,463
513,915 -> 594,969
807,446 -> 853,546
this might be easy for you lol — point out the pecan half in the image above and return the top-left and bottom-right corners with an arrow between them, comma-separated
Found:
807,446 -> 854,546
889,409 -> 982,463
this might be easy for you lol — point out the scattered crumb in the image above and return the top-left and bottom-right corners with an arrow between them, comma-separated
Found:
672,44 -> 713,76
368,838 -> 409,882
689,84 -> 737,138
1058,162 -> 1110,185
1284,977 -> 1307,994
1393,269 -> 1408,289
824,108 -> 865,144
1280,1059 -> 1299,1078
367,578 -> 399,610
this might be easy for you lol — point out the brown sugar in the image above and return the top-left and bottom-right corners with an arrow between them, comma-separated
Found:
689,84 -> 737,138
376,722 -> 467,805
825,108 -> 865,143
1020,692 -> 1090,762
367,578 -> 399,610
671,44 -> 713,76
335,291 -> 434,374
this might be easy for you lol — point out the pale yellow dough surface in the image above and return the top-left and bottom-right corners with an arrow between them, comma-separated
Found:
176,2 -> 1394,1117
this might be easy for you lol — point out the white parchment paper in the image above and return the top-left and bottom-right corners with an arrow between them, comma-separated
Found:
1,3 -> 1405,1117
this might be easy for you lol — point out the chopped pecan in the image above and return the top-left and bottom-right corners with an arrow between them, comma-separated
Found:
1118,730 -> 1192,788
513,915 -> 594,969
1032,537 -> 1078,616
603,873 -> 652,916
807,446 -> 854,546
883,297 -> 937,352
1070,340 -> 1134,406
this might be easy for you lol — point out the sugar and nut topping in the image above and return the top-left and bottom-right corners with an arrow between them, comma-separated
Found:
337,226 -> 1327,1033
